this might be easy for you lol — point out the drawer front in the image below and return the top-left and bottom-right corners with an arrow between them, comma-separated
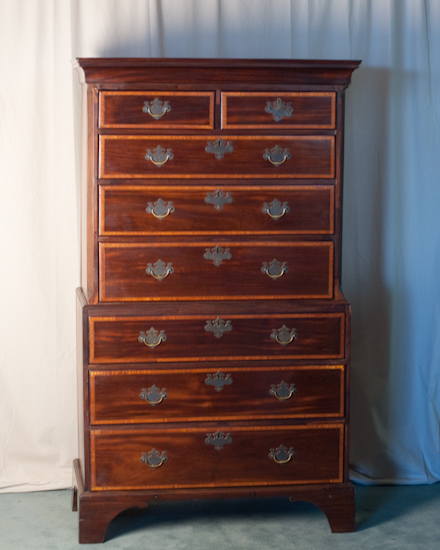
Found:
89,365 -> 345,424
90,424 -> 344,490
88,312 -> 345,364
222,92 -> 336,129
99,135 -> 335,179
100,92 -> 215,129
99,185 -> 335,236
99,242 -> 334,302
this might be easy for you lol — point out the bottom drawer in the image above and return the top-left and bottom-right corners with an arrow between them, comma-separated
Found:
90,424 -> 344,490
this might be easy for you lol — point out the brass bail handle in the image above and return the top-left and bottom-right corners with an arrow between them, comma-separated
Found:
261,259 -> 289,280
142,97 -> 171,120
263,145 -> 291,167
138,328 -> 167,348
140,449 -> 168,468
145,145 -> 174,167
146,259 -> 174,281
140,385 -> 168,406
270,325 -> 298,346
269,445 -> 295,464
146,198 -> 175,220
269,381 -> 296,401
262,199 -> 290,220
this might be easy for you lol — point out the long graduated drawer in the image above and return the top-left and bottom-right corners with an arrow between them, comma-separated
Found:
89,365 -> 345,424
90,423 -> 344,490
98,241 -> 334,302
88,311 -> 346,364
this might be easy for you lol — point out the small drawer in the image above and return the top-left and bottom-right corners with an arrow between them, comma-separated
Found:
99,92 -> 214,129
99,135 -> 335,179
89,365 -> 345,425
222,92 -> 336,129
99,241 -> 334,302
88,311 -> 346,364
99,185 -> 335,236
90,423 -> 344,490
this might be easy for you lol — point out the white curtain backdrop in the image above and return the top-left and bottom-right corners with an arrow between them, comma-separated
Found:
1,0 -> 439,492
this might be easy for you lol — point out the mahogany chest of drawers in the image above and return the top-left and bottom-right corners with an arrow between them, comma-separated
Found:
73,58 -> 360,543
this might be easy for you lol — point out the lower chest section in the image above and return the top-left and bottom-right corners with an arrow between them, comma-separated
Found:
82,300 -> 350,491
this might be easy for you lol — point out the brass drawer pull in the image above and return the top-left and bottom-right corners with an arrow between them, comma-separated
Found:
140,385 -> 167,406
142,98 -> 171,120
269,444 -> 295,464
263,145 -> 291,167
205,138 -> 233,160
269,381 -> 297,401
270,325 -> 298,346
146,198 -> 175,220
145,145 -> 174,167
265,98 -> 293,122
140,449 -> 168,468
261,259 -> 289,280
138,328 -> 167,348
146,259 -> 174,281
205,371 -> 233,392
204,245 -> 231,266
205,189 -> 233,210
205,317 -> 233,339
205,430 -> 232,451
262,199 -> 290,220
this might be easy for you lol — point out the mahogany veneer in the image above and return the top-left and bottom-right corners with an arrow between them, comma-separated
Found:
89,365 -> 345,424
99,241 -> 334,301
99,184 -> 335,236
100,91 -> 215,129
99,135 -> 335,179
221,92 -> 336,129
88,309 -> 346,363
90,424 -> 344,490
73,58 -> 360,543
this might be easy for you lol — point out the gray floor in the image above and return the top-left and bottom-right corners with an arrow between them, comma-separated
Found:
0,483 -> 439,549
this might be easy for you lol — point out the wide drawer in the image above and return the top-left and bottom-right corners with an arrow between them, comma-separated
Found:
99,135 -> 335,179
99,185 -> 335,236
99,242 -> 334,302
222,92 -> 336,129
90,424 -> 344,490
89,365 -> 345,424
99,91 -> 215,129
88,312 -> 346,364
